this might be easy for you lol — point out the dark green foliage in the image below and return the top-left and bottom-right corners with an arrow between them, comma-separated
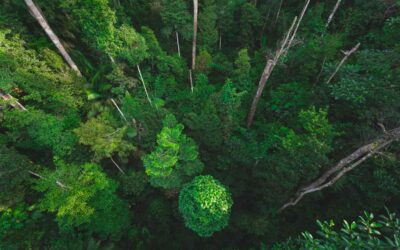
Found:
178,175 -> 233,237
1,0 -> 400,248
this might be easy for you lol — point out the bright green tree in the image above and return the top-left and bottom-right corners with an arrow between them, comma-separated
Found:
178,175 -> 233,237
142,114 -> 204,189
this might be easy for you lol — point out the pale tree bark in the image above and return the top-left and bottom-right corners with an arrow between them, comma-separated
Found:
279,126 -> 400,212
275,0 -> 283,24
28,170 -> 70,189
247,0 -> 311,128
189,69 -> 194,93
176,31 -> 181,57
110,157 -> 126,175
192,0 -> 198,70
0,91 -> 27,111
326,43 -> 361,84
325,0 -> 343,29
137,65 -> 153,106
24,0 -> 82,76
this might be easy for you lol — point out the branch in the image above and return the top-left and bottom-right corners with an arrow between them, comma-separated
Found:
279,126 -> 400,212
326,43 -> 361,84
325,0 -> 343,29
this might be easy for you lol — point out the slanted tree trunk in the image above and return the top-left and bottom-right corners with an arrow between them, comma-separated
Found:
137,65 -> 153,106
247,0 -> 310,128
326,43 -> 361,84
192,0 -> 198,70
325,0 -> 343,29
24,0 -> 82,76
176,31 -> 181,57
279,126 -> 400,212
0,91 -> 27,111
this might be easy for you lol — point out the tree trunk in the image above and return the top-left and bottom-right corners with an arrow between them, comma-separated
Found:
246,16 -> 298,128
176,31 -> 181,57
326,43 -> 361,84
192,0 -> 198,70
137,65 -> 153,106
0,91 -> 27,111
279,126 -> 400,212
24,0 -> 82,76
325,0 -> 342,29
246,60 -> 275,127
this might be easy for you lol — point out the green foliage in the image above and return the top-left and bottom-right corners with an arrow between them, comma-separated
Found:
0,146 -> 32,208
74,116 -> 135,161
112,24 -> 148,65
178,175 -> 233,237
160,0 -> 192,40
281,210 -> 400,249
34,162 -> 129,237
60,0 -> 117,53
142,114 -> 203,189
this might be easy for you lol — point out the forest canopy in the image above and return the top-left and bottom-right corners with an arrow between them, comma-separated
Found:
0,0 -> 400,249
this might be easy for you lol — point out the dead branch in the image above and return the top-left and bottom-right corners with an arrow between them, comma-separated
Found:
325,0 -> 343,29
326,43 -> 361,84
279,126 -> 400,212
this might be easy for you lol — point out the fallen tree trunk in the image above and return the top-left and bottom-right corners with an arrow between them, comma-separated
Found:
279,126 -> 400,212
24,0 -> 82,76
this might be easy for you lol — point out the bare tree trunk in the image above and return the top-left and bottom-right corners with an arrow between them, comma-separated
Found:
246,16 -> 298,128
189,69 -> 194,93
279,126 -> 400,212
110,157 -> 126,175
219,33 -> 222,50
326,43 -> 361,84
175,31 -> 181,57
285,0 -> 310,53
192,0 -> 198,70
137,65 -> 153,106
29,170 -> 70,189
24,0 -> 82,76
275,0 -> 283,24
0,91 -> 27,111
111,98 -> 128,122
325,0 -> 342,29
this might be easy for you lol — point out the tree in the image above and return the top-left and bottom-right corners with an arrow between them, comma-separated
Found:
74,116 -> 135,162
274,210 -> 400,249
34,162 -> 130,237
142,114 -> 204,189
178,175 -> 233,237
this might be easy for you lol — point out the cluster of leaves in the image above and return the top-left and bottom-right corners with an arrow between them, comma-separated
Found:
142,114 -> 204,189
178,175 -> 233,237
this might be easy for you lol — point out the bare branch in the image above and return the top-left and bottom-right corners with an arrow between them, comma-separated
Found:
326,43 -> 361,84
110,157 -> 126,175
192,0 -> 198,70
325,0 -> 343,29
137,64 -> 153,106
279,126 -> 400,212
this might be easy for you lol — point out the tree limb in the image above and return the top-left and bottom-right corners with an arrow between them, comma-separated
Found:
279,126 -> 400,212
326,43 -> 361,84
